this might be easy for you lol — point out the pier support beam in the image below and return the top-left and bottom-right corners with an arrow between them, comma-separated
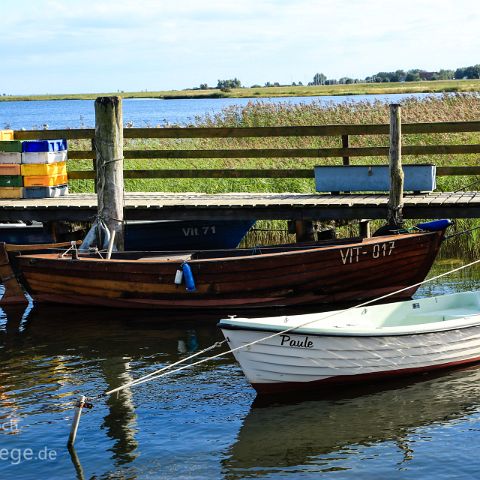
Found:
94,96 -> 124,250
359,219 -> 371,238
291,220 -> 315,242
388,104 -> 404,227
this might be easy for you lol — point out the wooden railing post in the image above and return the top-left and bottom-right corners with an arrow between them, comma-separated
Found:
341,134 -> 350,165
388,104 -> 404,226
94,96 -> 124,250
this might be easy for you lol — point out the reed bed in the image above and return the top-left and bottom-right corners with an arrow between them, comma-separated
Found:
68,93 -> 480,256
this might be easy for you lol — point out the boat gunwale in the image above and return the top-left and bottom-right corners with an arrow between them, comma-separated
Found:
219,314 -> 480,337
14,230 -> 440,265
219,290 -> 480,337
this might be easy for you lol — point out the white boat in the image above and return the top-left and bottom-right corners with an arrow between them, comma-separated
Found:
218,291 -> 480,394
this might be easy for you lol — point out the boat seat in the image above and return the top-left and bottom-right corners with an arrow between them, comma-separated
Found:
442,312 -> 480,321
137,254 -> 192,262
412,308 -> 480,322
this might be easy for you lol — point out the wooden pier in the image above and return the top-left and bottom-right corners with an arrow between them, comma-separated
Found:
2,98 -> 480,235
1,191 -> 479,223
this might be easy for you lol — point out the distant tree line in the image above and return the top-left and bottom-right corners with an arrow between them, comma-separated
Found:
310,64 -> 480,85
192,64 -> 480,91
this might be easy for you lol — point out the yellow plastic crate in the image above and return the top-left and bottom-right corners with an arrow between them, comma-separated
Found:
0,130 -> 14,141
23,173 -> 68,187
0,187 -> 23,198
21,161 -> 67,176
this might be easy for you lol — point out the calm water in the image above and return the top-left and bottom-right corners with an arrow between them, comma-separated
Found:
1,258 -> 480,479
0,93 -> 440,130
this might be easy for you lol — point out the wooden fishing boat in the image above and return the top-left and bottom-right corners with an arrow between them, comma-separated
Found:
218,290 -> 480,394
0,221 -> 449,309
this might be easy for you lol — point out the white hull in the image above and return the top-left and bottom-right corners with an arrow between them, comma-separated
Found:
219,291 -> 480,394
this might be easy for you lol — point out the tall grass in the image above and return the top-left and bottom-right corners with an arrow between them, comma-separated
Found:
68,93 -> 480,256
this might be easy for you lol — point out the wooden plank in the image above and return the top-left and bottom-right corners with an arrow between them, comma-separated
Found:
437,166 -> 480,176
13,121 -> 480,142
124,169 -> 313,179
402,121 -> 480,134
122,147 -> 390,159
403,145 -> 480,155
67,144 -> 480,161
123,125 -> 391,138
14,129 -> 95,140
68,147 -> 389,160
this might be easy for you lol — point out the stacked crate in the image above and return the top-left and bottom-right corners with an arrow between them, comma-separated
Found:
0,130 -> 23,198
0,132 -> 68,199
21,139 -> 68,199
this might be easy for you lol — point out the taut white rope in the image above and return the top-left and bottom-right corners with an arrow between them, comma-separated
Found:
101,256 -> 480,396
67,256 -> 480,447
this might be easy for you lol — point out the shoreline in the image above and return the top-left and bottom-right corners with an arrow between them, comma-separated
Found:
1,79 -> 479,102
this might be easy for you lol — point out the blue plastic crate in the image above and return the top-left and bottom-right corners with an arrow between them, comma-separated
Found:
21,139 -> 67,153
23,184 -> 68,199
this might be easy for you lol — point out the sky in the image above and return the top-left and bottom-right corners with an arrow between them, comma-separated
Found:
1,0 -> 479,95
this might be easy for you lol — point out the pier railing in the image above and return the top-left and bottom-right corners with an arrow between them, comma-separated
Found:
13,121 -> 480,181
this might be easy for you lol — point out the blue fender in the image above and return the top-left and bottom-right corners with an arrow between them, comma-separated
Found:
182,262 -> 197,292
416,219 -> 452,232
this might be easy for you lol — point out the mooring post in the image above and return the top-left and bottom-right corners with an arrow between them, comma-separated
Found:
94,96 -> 124,250
67,395 -> 86,447
388,104 -> 404,226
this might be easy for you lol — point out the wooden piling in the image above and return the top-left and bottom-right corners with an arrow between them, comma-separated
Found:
94,97 -> 124,250
293,220 -> 315,242
359,219 -> 371,238
388,104 -> 404,226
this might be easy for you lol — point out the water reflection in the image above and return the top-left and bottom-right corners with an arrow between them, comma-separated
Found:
223,367 -> 480,478
101,357 -> 138,465
0,303 -> 225,478
1,258 -> 480,478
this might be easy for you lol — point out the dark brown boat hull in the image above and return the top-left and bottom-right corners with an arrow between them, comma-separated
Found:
12,231 -> 445,310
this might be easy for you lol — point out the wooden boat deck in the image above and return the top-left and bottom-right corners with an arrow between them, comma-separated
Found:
0,191 -> 479,222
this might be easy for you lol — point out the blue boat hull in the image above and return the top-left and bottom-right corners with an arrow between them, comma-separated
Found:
0,220 -> 255,250
124,220 -> 255,250
0,223 -> 54,244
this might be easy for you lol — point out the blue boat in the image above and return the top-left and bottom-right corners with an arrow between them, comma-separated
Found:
0,220 -> 255,250
0,222 -> 54,244
124,219 -> 255,250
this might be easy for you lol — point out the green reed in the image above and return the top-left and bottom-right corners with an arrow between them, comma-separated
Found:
67,93 -> 480,255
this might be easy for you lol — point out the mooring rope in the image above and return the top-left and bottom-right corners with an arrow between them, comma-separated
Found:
87,256 -> 480,401
101,340 -> 227,398
445,223 -> 480,240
